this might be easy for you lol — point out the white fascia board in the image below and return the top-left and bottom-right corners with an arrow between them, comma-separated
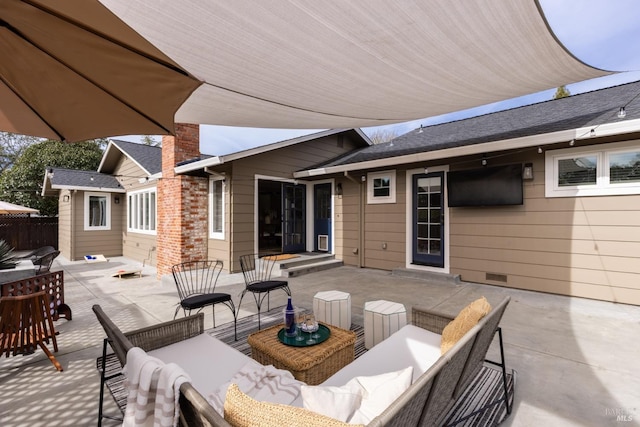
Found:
574,118 -> 640,140
96,139 -> 116,173
50,184 -> 127,193
293,128 -> 580,178
174,156 -> 222,174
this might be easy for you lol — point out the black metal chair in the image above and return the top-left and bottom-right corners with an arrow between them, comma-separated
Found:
238,254 -> 291,330
171,260 -> 237,340
32,249 -> 60,274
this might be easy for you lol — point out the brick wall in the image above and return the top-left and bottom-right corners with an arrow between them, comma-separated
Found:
156,123 -> 208,277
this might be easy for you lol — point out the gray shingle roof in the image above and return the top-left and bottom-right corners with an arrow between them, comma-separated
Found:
110,139 -> 162,174
319,80 -> 640,168
49,168 -> 123,190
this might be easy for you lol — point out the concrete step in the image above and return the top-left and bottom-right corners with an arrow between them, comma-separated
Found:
281,258 -> 344,277
391,268 -> 461,284
277,253 -> 336,270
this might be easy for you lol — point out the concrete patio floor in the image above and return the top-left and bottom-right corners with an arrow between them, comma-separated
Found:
1,255 -> 638,427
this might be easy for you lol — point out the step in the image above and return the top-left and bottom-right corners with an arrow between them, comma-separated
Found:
282,259 -> 344,277
391,268 -> 461,284
277,253 -> 336,270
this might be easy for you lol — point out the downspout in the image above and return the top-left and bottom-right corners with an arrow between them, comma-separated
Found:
344,171 -> 364,268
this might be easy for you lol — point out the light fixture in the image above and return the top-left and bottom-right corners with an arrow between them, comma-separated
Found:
336,182 -> 343,196
523,163 -> 534,180
62,194 -> 69,202
481,155 -> 487,166
90,176 -> 94,181
569,139 -> 575,146
417,124 -> 424,133
537,147 -> 543,154
618,107 -> 626,119
114,196 -> 120,204
590,128 -> 596,137
424,167 -> 429,174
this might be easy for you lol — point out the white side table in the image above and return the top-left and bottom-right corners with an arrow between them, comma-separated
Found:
364,300 -> 407,349
313,290 -> 351,330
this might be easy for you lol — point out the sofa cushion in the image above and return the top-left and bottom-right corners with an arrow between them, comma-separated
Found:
321,325 -> 441,388
224,384 -> 363,427
440,297 -> 491,354
300,382 -> 362,422
149,333 -> 260,396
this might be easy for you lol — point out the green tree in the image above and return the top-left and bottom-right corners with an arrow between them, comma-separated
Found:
0,139 -> 104,216
553,85 -> 571,99
140,135 -> 161,147
0,132 -> 41,174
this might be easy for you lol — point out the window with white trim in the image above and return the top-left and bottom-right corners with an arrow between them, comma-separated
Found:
84,192 -> 111,231
127,188 -> 156,234
209,178 -> 225,239
367,170 -> 396,204
545,141 -> 640,197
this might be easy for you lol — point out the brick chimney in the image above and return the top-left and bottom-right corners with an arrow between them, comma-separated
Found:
156,123 -> 208,277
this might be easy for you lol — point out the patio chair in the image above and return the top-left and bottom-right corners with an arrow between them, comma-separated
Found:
0,290 -> 63,371
171,260 -> 237,340
15,245 -> 56,260
238,254 -> 291,330
32,248 -> 60,274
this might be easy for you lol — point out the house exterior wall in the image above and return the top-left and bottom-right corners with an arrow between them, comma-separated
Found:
115,156 -> 159,267
334,142 -> 640,305
68,190 -> 123,260
218,134 -> 364,272
58,189 -> 72,258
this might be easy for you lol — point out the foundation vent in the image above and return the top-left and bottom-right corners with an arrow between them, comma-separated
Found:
485,272 -> 508,283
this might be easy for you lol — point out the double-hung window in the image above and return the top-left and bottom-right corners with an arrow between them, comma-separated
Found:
128,188 -> 156,234
84,192 -> 111,231
545,141 -> 640,197
209,178 -> 225,239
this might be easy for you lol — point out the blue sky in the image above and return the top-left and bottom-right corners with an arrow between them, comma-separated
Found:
117,1 -> 640,154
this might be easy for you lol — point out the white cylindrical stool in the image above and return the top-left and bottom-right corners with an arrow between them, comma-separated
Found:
364,300 -> 407,349
313,290 -> 352,330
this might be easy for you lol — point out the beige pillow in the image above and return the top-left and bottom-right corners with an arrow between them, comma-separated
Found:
440,297 -> 491,354
224,384 -> 364,427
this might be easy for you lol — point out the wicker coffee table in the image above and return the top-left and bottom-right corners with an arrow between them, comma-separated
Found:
247,323 -> 356,385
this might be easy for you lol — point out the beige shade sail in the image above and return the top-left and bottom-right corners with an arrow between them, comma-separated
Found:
101,0 -> 611,129
0,0 -> 201,142
0,201 -> 39,215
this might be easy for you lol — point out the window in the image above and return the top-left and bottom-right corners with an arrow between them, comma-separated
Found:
546,141 -> 640,197
367,170 -> 396,204
209,178 -> 225,239
84,192 -> 111,231
127,188 -> 156,234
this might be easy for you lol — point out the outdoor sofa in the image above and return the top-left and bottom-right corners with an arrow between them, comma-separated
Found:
93,296 -> 510,426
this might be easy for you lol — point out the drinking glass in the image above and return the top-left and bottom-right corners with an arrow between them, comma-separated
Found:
295,309 -> 306,342
305,313 -> 318,344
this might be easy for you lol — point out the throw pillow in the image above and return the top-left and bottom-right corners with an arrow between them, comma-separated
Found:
224,384 -> 364,427
301,367 -> 413,424
440,296 -> 491,354
300,382 -> 363,422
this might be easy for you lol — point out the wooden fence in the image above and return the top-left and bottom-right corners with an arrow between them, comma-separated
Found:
0,216 -> 58,250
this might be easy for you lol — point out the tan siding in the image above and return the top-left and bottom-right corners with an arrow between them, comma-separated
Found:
58,190 -> 72,258
447,150 -> 640,305
72,191 -> 123,260
123,232 -> 157,266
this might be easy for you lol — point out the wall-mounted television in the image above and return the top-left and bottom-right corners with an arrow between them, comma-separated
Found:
446,164 -> 523,207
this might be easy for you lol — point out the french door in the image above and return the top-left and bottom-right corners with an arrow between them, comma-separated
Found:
412,172 -> 444,267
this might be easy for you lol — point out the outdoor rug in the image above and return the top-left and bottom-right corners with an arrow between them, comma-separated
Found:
209,306 -> 515,426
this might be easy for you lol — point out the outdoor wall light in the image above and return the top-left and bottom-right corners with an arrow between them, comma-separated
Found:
523,163 -> 534,180
114,196 -> 120,204
62,195 -> 69,202
336,182 -> 343,196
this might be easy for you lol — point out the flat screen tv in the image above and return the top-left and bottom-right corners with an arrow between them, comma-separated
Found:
447,164 -> 523,207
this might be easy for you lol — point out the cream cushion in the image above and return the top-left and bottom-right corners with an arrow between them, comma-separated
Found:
440,297 -> 492,354
224,384 -> 363,427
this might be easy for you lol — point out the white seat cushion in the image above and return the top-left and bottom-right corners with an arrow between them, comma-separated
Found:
321,325 -> 441,387
149,333 -> 260,396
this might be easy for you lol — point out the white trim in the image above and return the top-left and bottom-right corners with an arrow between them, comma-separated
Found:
545,140 -> 640,198
367,170 -> 396,204
84,192 -> 111,231
209,178 -> 225,240
127,187 -> 157,235
51,184 -> 126,193
405,166 -> 450,273
307,179 -> 335,253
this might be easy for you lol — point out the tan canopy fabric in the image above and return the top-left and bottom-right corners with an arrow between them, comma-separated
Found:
0,1 -> 611,141
102,0 -> 609,129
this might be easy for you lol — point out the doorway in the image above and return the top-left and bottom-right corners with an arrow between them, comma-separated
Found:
313,183 -> 332,252
412,172 -> 445,267
257,180 -> 306,255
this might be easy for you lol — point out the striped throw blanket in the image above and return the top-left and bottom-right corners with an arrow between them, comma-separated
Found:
123,347 -> 191,427
208,362 -> 304,414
